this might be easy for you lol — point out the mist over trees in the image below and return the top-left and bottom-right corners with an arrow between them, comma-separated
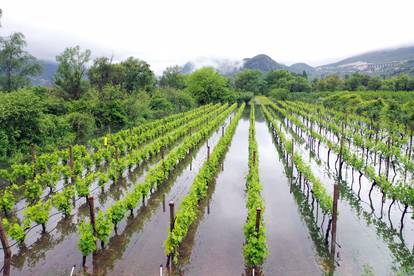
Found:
0,33 -> 41,92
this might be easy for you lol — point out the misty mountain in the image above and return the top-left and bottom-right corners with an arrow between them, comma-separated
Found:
316,46 -> 414,76
288,63 -> 315,74
29,45 -> 414,86
180,46 -> 414,77
242,54 -> 287,72
180,58 -> 242,76
31,60 -> 58,86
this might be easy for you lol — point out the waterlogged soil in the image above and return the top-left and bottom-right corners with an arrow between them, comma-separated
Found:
92,114 -> 233,276
3,151 -> 158,275
0,113 -> 231,275
277,112 -> 414,275
254,115 -> 322,276
179,110 -> 249,275
2,105 -> 414,276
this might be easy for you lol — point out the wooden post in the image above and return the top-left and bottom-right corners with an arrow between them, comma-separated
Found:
166,201 -> 175,268
207,145 -> 210,160
169,201 -> 175,231
0,220 -> 12,276
331,184 -> 339,260
255,208 -> 261,233
88,196 -> 96,235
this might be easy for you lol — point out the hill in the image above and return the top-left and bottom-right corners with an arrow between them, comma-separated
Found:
317,46 -> 414,76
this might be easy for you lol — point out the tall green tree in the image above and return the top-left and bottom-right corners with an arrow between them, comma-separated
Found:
0,33 -> 41,92
344,73 -> 370,91
234,69 -> 264,95
54,46 -> 91,100
119,57 -> 156,93
88,56 -> 115,91
186,67 -> 232,104
367,76 -> 383,91
159,65 -> 186,89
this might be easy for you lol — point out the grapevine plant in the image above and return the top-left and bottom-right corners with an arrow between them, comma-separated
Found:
243,103 -> 268,267
164,103 -> 245,264
76,103 -> 236,259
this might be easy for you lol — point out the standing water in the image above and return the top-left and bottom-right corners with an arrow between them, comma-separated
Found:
255,109 -> 322,275
180,109 -> 249,275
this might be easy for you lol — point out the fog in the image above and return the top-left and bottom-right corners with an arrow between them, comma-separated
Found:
1,0 -> 413,73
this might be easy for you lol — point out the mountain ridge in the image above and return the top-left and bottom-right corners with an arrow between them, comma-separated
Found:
31,45 -> 414,85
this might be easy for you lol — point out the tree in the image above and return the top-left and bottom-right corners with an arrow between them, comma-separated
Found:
263,70 -> 311,93
344,73 -> 369,91
264,70 -> 291,88
393,74 -> 414,91
302,70 -> 308,79
324,75 -> 343,91
287,76 -> 311,92
155,87 -> 195,112
93,85 -> 129,129
268,88 -> 289,100
149,94 -> 174,118
88,56 -> 115,91
159,66 -> 186,89
234,69 -> 264,95
367,76 -> 383,91
0,33 -> 41,92
66,112 -> 96,143
186,67 -> 232,104
119,57 -> 156,93
54,46 -> 91,100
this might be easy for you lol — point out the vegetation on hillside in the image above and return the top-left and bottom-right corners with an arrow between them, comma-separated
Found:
1,20 -> 414,164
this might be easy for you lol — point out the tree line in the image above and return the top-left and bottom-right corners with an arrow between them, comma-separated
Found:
1,12 -> 414,162
0,22 -> 251,162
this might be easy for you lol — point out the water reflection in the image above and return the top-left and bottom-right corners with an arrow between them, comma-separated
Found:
271,105 -> 414,274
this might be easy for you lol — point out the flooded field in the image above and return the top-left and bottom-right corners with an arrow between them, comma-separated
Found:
1,102 -> 413,276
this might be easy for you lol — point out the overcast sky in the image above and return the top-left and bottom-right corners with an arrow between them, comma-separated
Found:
1,0 -> 413,73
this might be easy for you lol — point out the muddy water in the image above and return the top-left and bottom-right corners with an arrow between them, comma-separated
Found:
180,112 -> 249,275
1,122 -> 217,275
255,112 -> 322,275
276,113 -> 414,275
4,156 -> 157,275
91,115 -> 233,276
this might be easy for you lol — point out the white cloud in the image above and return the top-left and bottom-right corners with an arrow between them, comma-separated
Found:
1,0 -> 413,73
